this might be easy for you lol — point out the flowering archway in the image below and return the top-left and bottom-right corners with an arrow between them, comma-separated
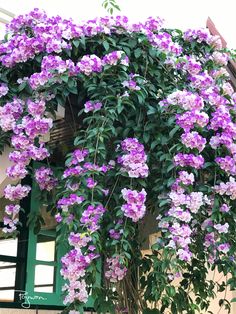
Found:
0,8 -> 236,314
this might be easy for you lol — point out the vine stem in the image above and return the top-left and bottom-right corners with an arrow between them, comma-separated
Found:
217,274 -> 228,314
91,117 -> 107,202
105,176 -> 120,208
67,96 -> 77,133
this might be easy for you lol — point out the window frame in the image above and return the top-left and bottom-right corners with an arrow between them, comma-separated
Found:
0,176 -> 31,307
25,172 -> 66,306
0,162 -> 101,310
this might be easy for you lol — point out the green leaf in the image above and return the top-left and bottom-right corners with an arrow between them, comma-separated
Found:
103,40 -> 110,51
134,48 -> 142,58
73,39 -> 80,48
61,75 -> 69,83
169,125 -> 180,138
159,199 -> 169,207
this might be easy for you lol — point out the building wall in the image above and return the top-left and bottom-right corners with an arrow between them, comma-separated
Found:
0,146 -> 18,197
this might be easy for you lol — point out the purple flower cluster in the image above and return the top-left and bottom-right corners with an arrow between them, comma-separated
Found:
218,243 -> 230,253
202,222 -> 231,262
215,156 -> 236,175
102,51 -> 129,66
212,51 -> 229,66
183,28 -> 222,49
80,205 -> 106,232
121,188 -> 146,222
109,229 -> 122,240
176,110 -> 209,132
118,138 -> 148,178
84,101 -> 102,113
4,184 -> 31,201
180,56 -> 202,75
86,177 -> 97,189
68,232 -> 91,248
29,56 -> 77,89
165,90 -> 204,111
209,106 -> 232,131
27,99 -> 46,116
6,164 -> 28,180
57,194 -> 85,212
148,32 -> 183,55
1,7 -> 236,306
29,51 -> 129,90
62,148 -> 112,181
105,256 -> 127,282
21,116 -> 53,139
68,148 -> 89,166
0,11 -> 165,69
35,166 -> 57,191
0,95 -> 54,233
174,153 -> 204,169
158,171 -> 209,262
215,177 -> 236,200
188,71 -> 214,89
2,204 -> 20,233
0,98 -> 24,131
77,54 -> 102,75
181,131 -> 206,152
0,83 -> 9,97
122,74 -> 141,91
61,232 -> 98,304
56,146 -> 112,302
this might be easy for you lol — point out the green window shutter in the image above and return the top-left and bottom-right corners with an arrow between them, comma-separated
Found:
25,162 -> 101,308
25,163 -> 65,306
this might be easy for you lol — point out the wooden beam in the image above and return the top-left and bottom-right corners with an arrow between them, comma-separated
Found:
0,8 -> 15,18
0,17 -> 9,24
206,17 -> 227,48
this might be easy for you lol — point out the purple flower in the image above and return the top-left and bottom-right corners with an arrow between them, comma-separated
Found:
181,131 -> 206,152
121,188 -> 147,222
105,256 -> 127,282
102,51 -> 125,66
118,138 -> 149,178
220,204 -> 230,213
204,232 -> 216,248
84,101 -> 102,113
27,99 -> 46,116
214,223 -> 229,234
5,204 -> 20,216
68,232 -> 91,248
217,243 -> 230,254
215,156 -> 236,175
86,177 -> 97,189
174,153 -> 204,169
77,55 -> 102,75
35,166 -> 58,191
109,229 -> 121,240
80,204 -> 106,232
57,194 -> 85,211
0,83 -> 9,97
55,213 -> 63,223
69,148 -> 89,166
4,184 -> 31,201
165,90 -> 204,111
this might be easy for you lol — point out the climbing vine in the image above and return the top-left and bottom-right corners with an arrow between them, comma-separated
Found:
0,8 -> 236,314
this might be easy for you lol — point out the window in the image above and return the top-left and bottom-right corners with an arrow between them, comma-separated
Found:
0,162 -> 100,309
0,194 -> 29,306
24,163 -> 66,306
0,166 -> 65,309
